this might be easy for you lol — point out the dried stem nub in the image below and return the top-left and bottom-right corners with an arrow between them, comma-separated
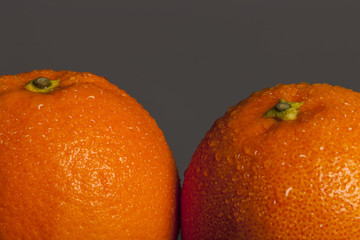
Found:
32,77 -> 52,89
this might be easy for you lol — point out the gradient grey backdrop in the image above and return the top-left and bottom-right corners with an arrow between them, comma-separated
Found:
2,0 -> 360,182
1,1 -> 360,237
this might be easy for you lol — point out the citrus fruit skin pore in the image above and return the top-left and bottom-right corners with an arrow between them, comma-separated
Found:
0,70 -> 179,239
181,83 -> 360,239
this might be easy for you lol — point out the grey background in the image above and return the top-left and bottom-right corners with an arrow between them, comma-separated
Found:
1,1 -> 360,238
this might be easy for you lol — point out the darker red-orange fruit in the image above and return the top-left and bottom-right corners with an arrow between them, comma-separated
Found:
181,83 -> 360,239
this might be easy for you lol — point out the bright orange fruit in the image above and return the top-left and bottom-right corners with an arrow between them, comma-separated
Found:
181,83 -> 360,239
0,70 -> 179,239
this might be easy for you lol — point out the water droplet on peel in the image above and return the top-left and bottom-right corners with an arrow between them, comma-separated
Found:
243,173 -> 250,179
215,151 -> 222,162
285,187 -> 293,197
244,146 -> 252,155
226,155 -> 234,165
209,139 -> 219,147
348,184 -> 357,194
236,164 -> 242,171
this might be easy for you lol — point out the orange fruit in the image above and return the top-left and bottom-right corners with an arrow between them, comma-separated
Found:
0,70 -> 179,239
181,83 -> 360,239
